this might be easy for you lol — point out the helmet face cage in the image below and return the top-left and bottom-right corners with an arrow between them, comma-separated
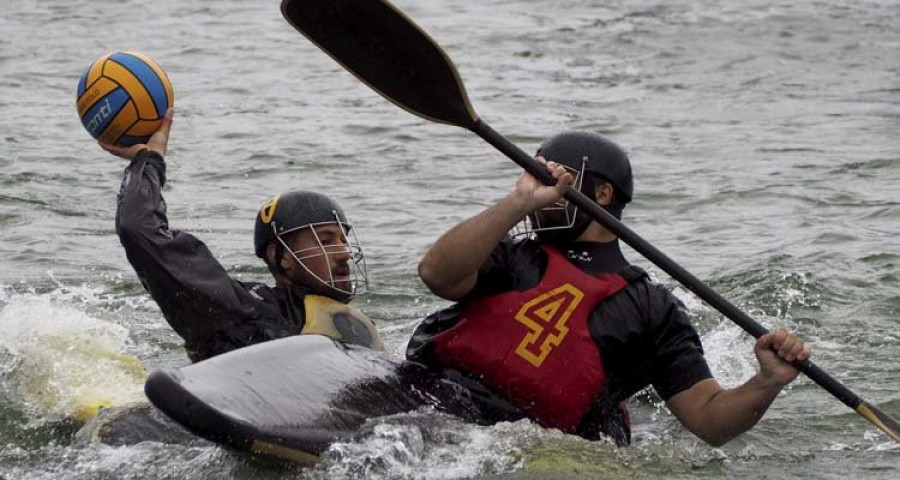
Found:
512,158 -> 587,239
272,212 -> 368,298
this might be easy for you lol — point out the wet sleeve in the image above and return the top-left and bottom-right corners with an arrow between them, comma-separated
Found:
115,150 -> 263,349
647,285 -> 713,400
467,238 -> 545,298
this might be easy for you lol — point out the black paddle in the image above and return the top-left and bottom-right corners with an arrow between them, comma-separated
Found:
280,0 -> 900,443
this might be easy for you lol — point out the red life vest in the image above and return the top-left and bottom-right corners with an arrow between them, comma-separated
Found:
432,246 -> 629,432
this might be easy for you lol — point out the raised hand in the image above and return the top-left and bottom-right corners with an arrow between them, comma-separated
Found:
513,156 -> 573,213
99,108 -> 174,161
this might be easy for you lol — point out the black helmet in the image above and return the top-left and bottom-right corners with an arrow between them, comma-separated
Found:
253,191 -> 351,259
254,191 -> 367,301
536,131 -> 633,202
527,132 -> 633,245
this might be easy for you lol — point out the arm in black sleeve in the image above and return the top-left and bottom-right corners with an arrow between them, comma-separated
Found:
646,283 -> 713,401
591,280 -> 712,402
467,237 -> 546,299
115,150 -> 280,354
407,238 -> 543,363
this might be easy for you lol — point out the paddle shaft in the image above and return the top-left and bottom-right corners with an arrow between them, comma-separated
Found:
472,119 -> 864,408
280,0 -> 900,443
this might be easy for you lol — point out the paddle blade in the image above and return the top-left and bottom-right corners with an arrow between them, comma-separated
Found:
281,0 -> 479,128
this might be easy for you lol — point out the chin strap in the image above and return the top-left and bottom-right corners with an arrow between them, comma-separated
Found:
535,212 -> 591,245
271,232 -> 287,275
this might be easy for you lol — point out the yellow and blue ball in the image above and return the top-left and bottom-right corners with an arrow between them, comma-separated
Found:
76,51 -> 174,146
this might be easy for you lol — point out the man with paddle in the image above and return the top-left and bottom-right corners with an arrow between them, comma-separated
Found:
408,131 -> 810,446
101,109 -> 383,363
279,0 -> 900,447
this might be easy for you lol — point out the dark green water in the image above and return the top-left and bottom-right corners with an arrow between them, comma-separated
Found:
1,0 -> 898,478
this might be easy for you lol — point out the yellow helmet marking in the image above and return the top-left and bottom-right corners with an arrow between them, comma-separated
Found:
259,195 -> 280,224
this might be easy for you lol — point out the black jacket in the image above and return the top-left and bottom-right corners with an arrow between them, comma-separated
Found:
407,238 -> 712,444
116,150 -> 306,362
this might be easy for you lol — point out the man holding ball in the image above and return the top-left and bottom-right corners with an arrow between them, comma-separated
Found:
101,109 -> 381,362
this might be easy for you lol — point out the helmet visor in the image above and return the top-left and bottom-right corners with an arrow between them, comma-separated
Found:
513,158 -> 587,239
273,214 -> 368,299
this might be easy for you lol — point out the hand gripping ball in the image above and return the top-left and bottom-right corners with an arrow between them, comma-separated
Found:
76,51 -> 174,146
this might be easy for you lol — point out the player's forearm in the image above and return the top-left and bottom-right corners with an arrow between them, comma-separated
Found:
418,192 -> 531,300
690,374 -> 784,446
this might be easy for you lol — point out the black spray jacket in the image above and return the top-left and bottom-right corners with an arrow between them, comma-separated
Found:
116,150 -> 307,362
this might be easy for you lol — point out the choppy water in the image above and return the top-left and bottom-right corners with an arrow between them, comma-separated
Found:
1,0 -> 898,478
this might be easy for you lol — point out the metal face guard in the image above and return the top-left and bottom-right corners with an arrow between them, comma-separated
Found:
273,213 -> 368,298
512,158 -> 587,239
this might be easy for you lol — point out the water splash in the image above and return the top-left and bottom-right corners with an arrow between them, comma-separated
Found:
0,287 -> 148,424
0,442 -> 234,480
699,322 -> 758,389
307,411 -> 531,479
709,254 -> 836,321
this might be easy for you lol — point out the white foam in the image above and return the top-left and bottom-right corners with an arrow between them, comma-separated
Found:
0,442 -> 229,480
312,412 -> 535,479
0,286 -> 147,422
700,321 -> 759,389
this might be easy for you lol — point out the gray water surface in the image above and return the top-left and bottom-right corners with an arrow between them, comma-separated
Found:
1,0 -> 898,478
